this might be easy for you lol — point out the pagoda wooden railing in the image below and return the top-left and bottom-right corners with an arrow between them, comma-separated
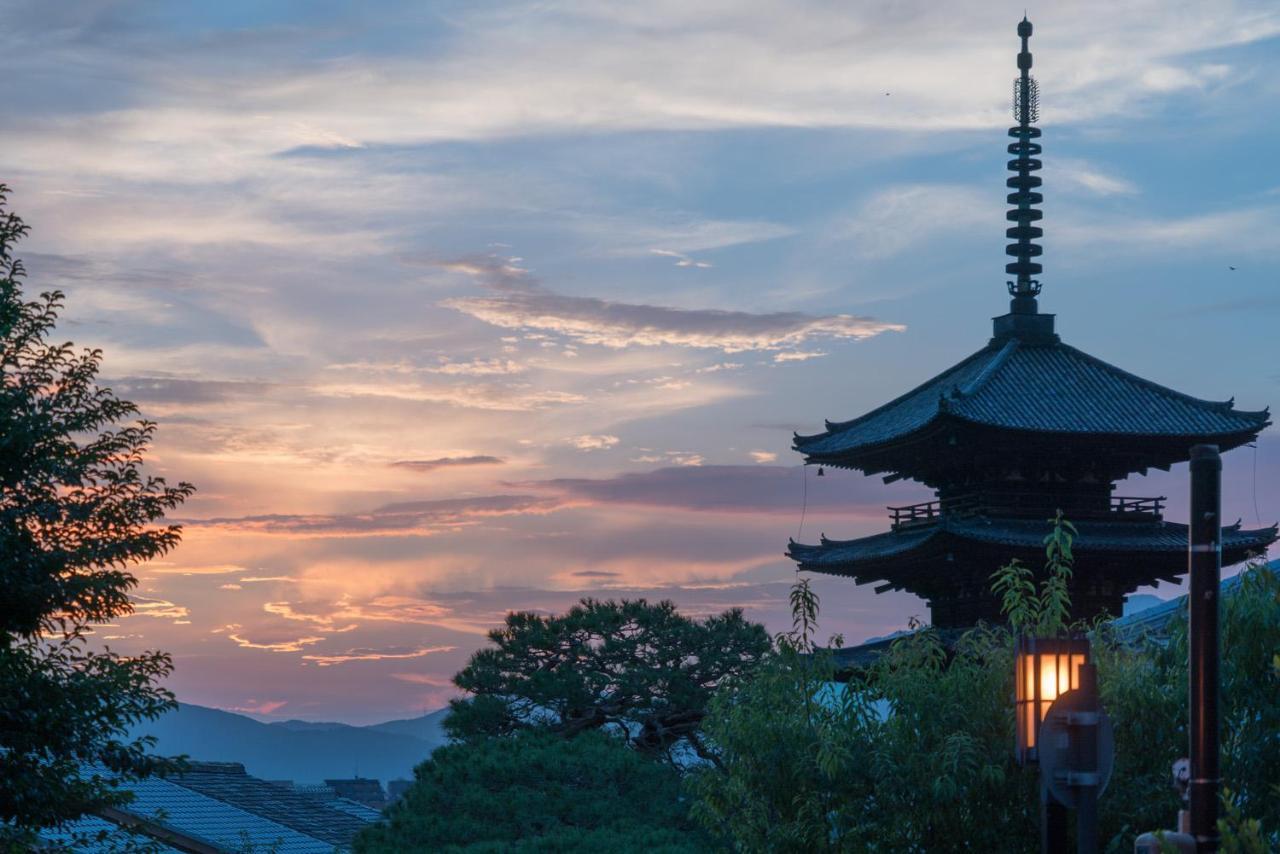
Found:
888,494 -> 1165,529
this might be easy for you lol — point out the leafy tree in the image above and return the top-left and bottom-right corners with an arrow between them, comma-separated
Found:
691,515 -> 1279,852
446,597 -> 770,763
1092,558 -> 1280,847
0,185 -> 194,845
355,730 -> 718,853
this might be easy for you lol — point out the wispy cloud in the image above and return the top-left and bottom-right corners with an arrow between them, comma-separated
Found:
650,248 -> 713,268
225,699 -> 290,716
186,494 -> 569,537
568,434 -> 620,451
1057,206 -> 1280,253
1052,158 -> 1139,196
263,601 -> 359,633
390,673 -> 455,687
517,464 -> 925,514
149,563 -> 250,576
302,645 -> 456,667
389,455 -> 505,472
130,596 -> 190,620
425,358 -> 526,376
773,351 -> 826,363
226,629 -> 326,653
310,380 -> 584,411
441,257 -> 903,352
838,184 -> 991,259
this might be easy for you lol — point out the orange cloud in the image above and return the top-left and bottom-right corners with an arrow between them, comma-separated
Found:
226,629 -> 326,653
225,699 -> 289,715
130,596 -> 190,621
302,645 -> 456,667
390,672 -> 456,687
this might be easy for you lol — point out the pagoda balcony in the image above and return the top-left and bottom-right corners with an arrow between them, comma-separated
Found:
888,493 -> 1165,530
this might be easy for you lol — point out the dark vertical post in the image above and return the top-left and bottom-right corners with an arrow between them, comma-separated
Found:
1074,663 -> 1099,854
1042,794 -> 1069,854
1188,444 -> 1221,852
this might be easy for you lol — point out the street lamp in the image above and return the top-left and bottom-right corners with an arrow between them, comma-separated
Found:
1015,634 -> 1090,765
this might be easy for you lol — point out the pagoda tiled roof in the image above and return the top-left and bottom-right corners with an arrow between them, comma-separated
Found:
794,336 -> 1269,461
789,517 -> 1277,577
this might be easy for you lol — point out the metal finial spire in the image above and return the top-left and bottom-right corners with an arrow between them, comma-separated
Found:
1005,16 -> 1043,311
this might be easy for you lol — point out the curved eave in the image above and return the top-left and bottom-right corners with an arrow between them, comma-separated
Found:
794,412 -> 1269,469
789,520 -> 1278,582
792,335 -> 1271,464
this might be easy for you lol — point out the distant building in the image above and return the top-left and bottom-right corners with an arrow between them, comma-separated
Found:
386,778 -> 413,802
36,762 -> 381,853
324,777 -> 388,810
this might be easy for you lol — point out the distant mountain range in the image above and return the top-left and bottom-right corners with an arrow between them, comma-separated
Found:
132,703 -> 449,785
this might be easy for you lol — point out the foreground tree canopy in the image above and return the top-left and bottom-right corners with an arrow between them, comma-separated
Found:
355,730 -> 714,853
446,597 -> 770,762
371,525 -> 1276,852
0,185 -> 193,844
690,552 -> 1280,852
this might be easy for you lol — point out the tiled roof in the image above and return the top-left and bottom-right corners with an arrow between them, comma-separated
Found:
36,815 -> 184,853
329,799 -> 386,821
794,337 -> 1269,459
114,774 -> 339,854
172,762 -> 374,847
789,517 -> 1277,573
1108,571 -> 1250,644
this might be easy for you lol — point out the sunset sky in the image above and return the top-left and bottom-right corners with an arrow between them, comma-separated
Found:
2,0 -> 1278,723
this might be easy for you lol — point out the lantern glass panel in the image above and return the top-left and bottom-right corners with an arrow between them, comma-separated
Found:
1014,635 -> 1091,764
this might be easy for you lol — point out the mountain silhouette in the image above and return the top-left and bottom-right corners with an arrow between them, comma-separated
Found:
133,703 -> 449,784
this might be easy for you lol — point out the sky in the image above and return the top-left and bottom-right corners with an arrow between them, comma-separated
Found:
2,0 -> 1278,724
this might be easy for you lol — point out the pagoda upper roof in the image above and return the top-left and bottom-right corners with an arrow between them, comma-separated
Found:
794,333 -> 1269,465
788,516 -> 1277,587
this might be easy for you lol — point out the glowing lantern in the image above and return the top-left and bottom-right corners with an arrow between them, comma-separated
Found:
1014,634 -> 1090,765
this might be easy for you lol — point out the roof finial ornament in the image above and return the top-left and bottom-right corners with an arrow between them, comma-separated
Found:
1006,16 -> 1043,313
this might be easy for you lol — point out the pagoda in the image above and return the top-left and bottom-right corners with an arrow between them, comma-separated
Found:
787,18 -> 1276,630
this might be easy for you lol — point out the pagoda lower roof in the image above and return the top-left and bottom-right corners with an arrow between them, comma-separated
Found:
789,517 -> 1277,584
793,334 -> 1269,464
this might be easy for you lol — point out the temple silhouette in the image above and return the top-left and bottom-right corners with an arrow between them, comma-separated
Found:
788,18 -> 1276,630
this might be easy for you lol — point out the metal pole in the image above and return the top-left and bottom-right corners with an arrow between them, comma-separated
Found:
1188,444 -> 1221,852
1075,663 -> 1099,854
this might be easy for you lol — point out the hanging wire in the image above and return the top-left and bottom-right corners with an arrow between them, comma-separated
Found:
797,463 -> 810,539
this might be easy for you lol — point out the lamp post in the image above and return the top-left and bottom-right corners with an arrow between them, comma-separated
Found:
1015,635 -> 1090,765
1016,634 -> 1113,854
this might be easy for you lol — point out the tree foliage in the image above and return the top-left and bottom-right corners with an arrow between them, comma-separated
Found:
0,185 -> 193,842
446,597 -> 770,763
355,730 -> 717,853
690,614 -> 1039,851
1092,559 -> 1280,847
691,517 -> 1279,851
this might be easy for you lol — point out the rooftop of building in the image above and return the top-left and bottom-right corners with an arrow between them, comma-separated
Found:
794,330 -> 1269,467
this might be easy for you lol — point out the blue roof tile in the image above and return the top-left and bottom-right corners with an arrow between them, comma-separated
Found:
795,338 -> 1269,459
115,775 -> 339,854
